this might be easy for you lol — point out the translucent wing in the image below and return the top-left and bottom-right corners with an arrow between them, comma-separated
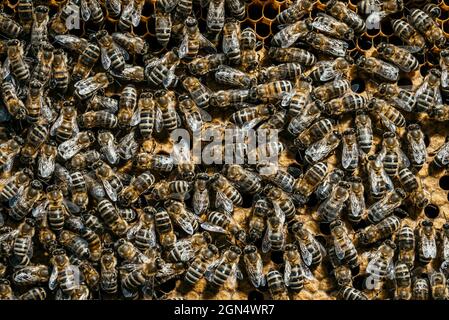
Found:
102,178 -> 117,202
349,192 -> 364,218
415,81 -> 428,99
443,236 -> 449,261
441,65 -> 449,88
262,225 -> 272,253
80,0 -> 91,21
178,35 -> 189,59
38,154 -> 55,179
391,96 -> 413,112
155,107 -> 164,133
50,112 -> 64,136
284,260 -> 292,285
272,201 -> 286,224
366,251 -> 382,276
201,221 -> 226,234
299,258 -> 314,280
32,200 -> 48,219
433,86 -> 443,105
422,236 -> 437,259
342,141 -> 358,169
311,14 -> 337,34
126,221 -> 142,240
193,189 -> 209,215
198,33 -> 216,53
49,266 -> 59,290
101,47 -> 111,70
223,31 -> 239,54
9,184 -> 25,207
242,116 -> 265,130
305,138 -> 335,163
244,256 -> 265,288
64,199 -> 81,214
436,143 -> 449,166
131,5 -> 142,27
334,240 -> 345,260
378,62 -> 399,81
324,38 -> 348,57
379,113 -> 397,133
129,105 -> 141,127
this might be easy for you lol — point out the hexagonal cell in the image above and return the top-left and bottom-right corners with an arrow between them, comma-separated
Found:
356,36 -> 372,51
439,175 -> 449,190
142,1 -> 155,19
424,204 -> 440,219
133,21 -> 149,37
442,19 -> 449,35
380,19 -> 394,36
248,2 -> 263,21
255,21 -> 271,38
263,2 -> 279,20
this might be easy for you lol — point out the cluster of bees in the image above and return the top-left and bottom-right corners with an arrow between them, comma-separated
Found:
0,0 -> 449,300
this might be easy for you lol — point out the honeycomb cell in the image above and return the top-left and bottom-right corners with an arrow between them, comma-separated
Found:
380,19 -> 394,36
397,77 -> 413,90
366,26 -> 381,37
442,19 -> 449,34
142,1 -> 155,19
270,251 -> 284,264
263,2 -> 279,20
134,21 -> 149,37
255,21 -> 271,38
439,175 -> 449,190
248,2 -> 263,21
424,204 -> 440,219
351,78 -> 365,93
356,36 -> 372,51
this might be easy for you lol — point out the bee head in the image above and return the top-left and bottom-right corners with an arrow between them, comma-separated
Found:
243,245 -> 257,255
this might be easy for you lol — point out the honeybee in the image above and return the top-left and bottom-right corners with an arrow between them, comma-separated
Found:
221,18 -> 240,65
12,264 -> 49,286
376,82 -> 415,112
79,111 -> 118,130
49,250 -> 84,298
263,185 -> 295,221
415,69 -> 442,113
377,132 -> 410,176
367,188 -> 405,223
305,131 -> 341,165
392,262 -> 412,300
366,240 -> 396,289
287,100 -> 324,136
368,98 -> 405,132
51,49 -> 69,94
93,160 -> 123,202
283,244 -> 308,292
206,245 -> 242,289
98,199 -> 129,236
394,224 -> 415,268
17,0 -> 34,34
355,111 -> 373,154
154,89 -> 179,132
96,30 -> 126,72
440,50 -> 449,98
206,0 -> 225,34
315,168 -> 344,200
179,16 -> 215,61
242,245 -> 265,288
12,218 -> 35,266
154,208 -> 176,249
339,286 -> 368,300
0,137 -> 22,172
192,173 -> 210,216
72,43 -> 101,82
184,244 -> 219,286
105,0 -> 121,19
21,121 -> 49,161
340,128 -> 359,172
356,56 -> 399,82
125,209 -> 156,252
50,102 -> 78,143
266,269 -> 290,300
201,210 -> 246,242
310,13 -> 354,40
262,209 -> 286,253
69,171 -> 89,212
119,172 -> 155,206
209,89 -> 249,107
295,118 -> 334,150
325,93 -> 366,116
347,177 -> 365,224
311,78 -> 350,102
99,248 -> 118,294
165,200 -> 199,235
112,32 -> 147,57
257,162 -> 295,194
19,287 -> 47,300
391,19 -> 425,52
0,279 -> 14,300
154,10 -> 172,48
54,34 -> 89,54
333,265 -> 353,287
329,220 -> 359,269
166,231 -> 210,263
187,53 -> 227,76
412,278 -> 429,300
229,104 -> 274,129
215,65 -> 255,89
97,131 -> 118,165
326,0 -> 366,34
0,13 -> 23,38
274,0 -> 313,24
317,182 -> 350,222
240,28 -> 259,71
268,47 -> 316,67
306,31 -> 349,57
358,215 -> 400,245
57,131 -> 95,161
1,79 -> 26,120
31,6 -> 49,50
271,20 -> 309,48
119,0 -> 144,31
59,230 -> 90,260
80,0 -> 104,24
246,197 -> 270,243
226,164 -> 262,195
10,180 -> 43,221
429,272 -> 448,300
408,8 -> 445,48
74,73 -> 110,100
308,58 -> 352,83
293,161 -> 328,205
417,220 -> 437,265
376,43 -> 419,73
32,42 -> 54,86
0,169 -> 32,204
258,63 -> 302,85
178,96 -> 207,133
117,85 -> 138,128
6,39 -> 30,83
433,137 -> 449,168
182,76 -> 212,110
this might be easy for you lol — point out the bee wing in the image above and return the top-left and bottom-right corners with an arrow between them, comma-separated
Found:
184,111 -> 202,132
32,200 -> 48,219
215,190 -> 234,213
379,113 -> 397,133
201,222 -> 227,234
342,141 -> 358,169
115,44 -> 130,61
433,86 -> 443,105
101,178 -> 117,202
50,112 -> 64,136
299,258 -> 314,280
311,14 -> 337,34
398,148 -> 411,168
349,192 -> 364,218
173,214 -> 195,235
443,236 -> 449,261
207,0 -> 225,26
100,47 -> 111,70
305,138 -> 334,163
223,31 -> 239,55
41,100 -> 56,123
242,117 -> 266,130
49,266 -> 59,290
63,199 -> 81,214
198,33 -> 217,53
193,189 -> 209,215
131,6 -> 142,27
415,81 -> 429,99
280,90 -> 296,107
38,154 -> 56,179
80,0 -> 91,21
436,142 -> 449,166
272,201 -> 286,224
422,236 -> 437,259
129,105 -> 141,127
441,65 -> 449,88
262,225 -> 272,253
284,260 -> 292,285
126,221 -> 142,240
324,38 -> 348,57
101,140 -> 119,165
391,96 -> 413,112
8,184 -> 25,208
334,239 -> 346,260
244,257 -> 264,288
366,251 -> 382,276
178,35 -> 189,59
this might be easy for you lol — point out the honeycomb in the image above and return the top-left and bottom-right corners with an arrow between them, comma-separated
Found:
1,0 -> 449,301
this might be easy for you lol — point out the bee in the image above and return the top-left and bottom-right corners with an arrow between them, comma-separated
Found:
326,0 -> 366,33
393,262 -> 412,300
57,131 -> 95,161
80,0 -> 104,25
287,100 -> 324,136
358,215 -> 400,245
188,53 -> 227,76
154,90 -> 178,132
72,43 -> 101,82
125,209 -> 156,252
226,0 -> 245,20
414,69 -> 442,113
221,18 -> 241,65
243,245 -> 265,288
240,28 -> 259,71
417,220 -> 437,265
165,200 -> 199,235
93,160 -> 123,202
305,31 -> 349,57
119,172 -> 155,206
179,16 -> 216,61
247,197 -> 270,243
74,73 -> 110,100
329,219 -> 359,269
377,132 -> 410,176
17,0 -> 34,34
317,182 -> 350,222
308,58 -> 352,83
215,65 -> 255,89
1,79 -> 26,120
305,131 -> 341,164
391,19 -> 425,52
105,0 -> 121,19
257,162 -> 295,194
59,230 -> 90,260
97,131 -> 119,165
274,0 -> 313,25
325,93 -> 366,116
6,39 -> 30,83
412,278 -> 429,300
154,208 -> 177,249
21,121 -> 49,161
100,248 -> 118,294
376,82 -> 415,112
49,249 -> 81,296
10,180 -> 43,221
310,13 -> 354,40
209,89 -> 249,107
0,137 -> 22,172
134,152 -> 174,173
263,185 -> 295,221
0,13 -> 23,38
293,161 -> 328,205
366,240 -> 396,289
119,0 -> 144,31
201,210 -> 246,241
167,231 -> 211,263
178,96 -> 206,133
311,78 -> 350,102
250,80 -> 293,103
154,10 -> 172,48
283,244 -> 307,292
356,56 -> 399,82
118,85 -> 138,128
12,264 -> 49,286
31,6 -> 50,50
182,76 -> 212,109
51,49 -> 69,94
341,128 -> 359,172
368,98 -> 405,132
226,164 -> 262,195
12,218 -> 35,266
69,171 -> 89,212
112,32 -> 147,57
376,43 -> 419,73
192,173 -> 210,216
394,224 -> 415,268
315,168 -> 345,201
355,111 -> 373,154
136,93 -> 157,139
184,244 -> 219,286
0,280 -> 14,300
268,47 -> 316,67
367,188 -> 405,223
271,20 -> 309,48
207,0 -> 225,34
339,286 -> 368,300
397,167 -> 418,193
262,208 -> 286,253
19,286 -> 46,300
440,50 -> 449,97
31,42 -> 54,89
207,245 -> 242,289
79,111 -> 118,129
433,137 -> 449,168
429,272 -> 448,300
98,199 -> 128,236
230,104 -> 274,129
293,116 -> 333,150
0,170 -> 32,204
347,177 -> 365,224
266,269 -> 290,300
258,63 -> 302,84
408,8 -> 445,48
78,260 -> 100,291
50,102 -> 78,143
96,30 -> 126,72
